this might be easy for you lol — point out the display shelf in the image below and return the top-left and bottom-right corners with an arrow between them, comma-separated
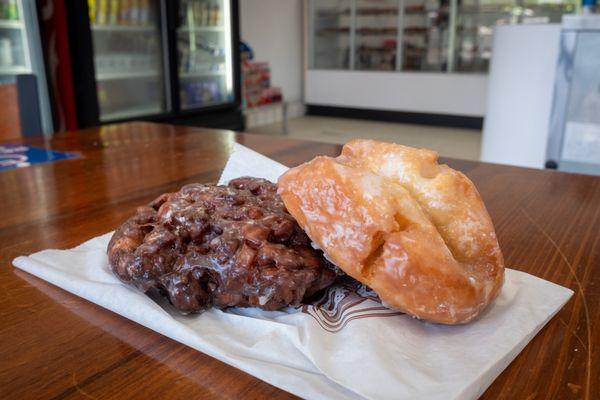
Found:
91,24 -> 155,32
0,65 -> 29,75
101,104 -> 162,121
180,70 -> 226,78
316,7 -> 401,16
0,20 -> 22,29
96,70 -> 159,81
309,0 -> 577,73
404,5 -> 427,15
180,26 -> 225,33
356,27 -> 398,35
181,99 -> 226,110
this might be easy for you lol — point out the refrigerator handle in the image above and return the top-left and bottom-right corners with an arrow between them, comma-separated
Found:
163,0 -> 182,113
169,0 -> 182,29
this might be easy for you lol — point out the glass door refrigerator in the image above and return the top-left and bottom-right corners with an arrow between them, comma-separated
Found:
0,0 -> 53,134
66,0 -> 241,130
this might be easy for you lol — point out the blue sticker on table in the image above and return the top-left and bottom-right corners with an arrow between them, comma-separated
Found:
0,145 -> 80,171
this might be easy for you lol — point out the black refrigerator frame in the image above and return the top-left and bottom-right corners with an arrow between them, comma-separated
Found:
66,0 -> 242,130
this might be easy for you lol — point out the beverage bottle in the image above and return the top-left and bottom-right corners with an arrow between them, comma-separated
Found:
197,2 -> 205,26
88,0 -> 97,23
215,4 -> 221,26
119,0 -> 129,25
98,0 -> 108,24
201,3 -> 209,26
129,0 -> 139,25
139,0 -> 149,25
7,0 -> 18,20
211,3 -> 217,26
582,0 -> 597,14
109,0 -> 119,25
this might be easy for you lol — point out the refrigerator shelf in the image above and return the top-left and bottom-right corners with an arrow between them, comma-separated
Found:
0,20 -> 22,29
91,24 -> 155,32
96,70 -> 159,81
101,104 -> 163,122
0,65 -> 29,75
180,70 -> 225,78
180,26 -> 225,33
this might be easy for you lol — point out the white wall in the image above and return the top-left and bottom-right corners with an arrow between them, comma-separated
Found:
240,0 -> 304,115
305,70 -> 488,117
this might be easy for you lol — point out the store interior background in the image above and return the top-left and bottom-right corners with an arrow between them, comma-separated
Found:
240,1 -> 483,160
0,0 -> 597,174
238,0 -> 599,174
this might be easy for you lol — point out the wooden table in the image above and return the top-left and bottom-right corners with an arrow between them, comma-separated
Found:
1,122 -> 598,400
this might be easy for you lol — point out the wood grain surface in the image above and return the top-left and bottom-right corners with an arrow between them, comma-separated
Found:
0,83 -> 21,141
0,122 -> 598,400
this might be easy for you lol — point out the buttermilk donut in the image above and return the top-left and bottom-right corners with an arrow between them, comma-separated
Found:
277,139 -> 504,324
107,177 -> 336,313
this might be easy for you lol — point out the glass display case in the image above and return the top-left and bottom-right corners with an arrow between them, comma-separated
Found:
308,0 -> 578,73
547,15 -> 600,175
402,0 -> 449,71
310,0 -> 352,69
177,0 -> 235,110
0,0 -> 53,133
0,0 -> 29,81
354,0 -> 399,70
454,0 -> 578,72
88,0 -> 167,121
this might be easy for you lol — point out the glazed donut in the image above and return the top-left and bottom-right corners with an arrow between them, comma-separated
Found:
277,139 -> 504,324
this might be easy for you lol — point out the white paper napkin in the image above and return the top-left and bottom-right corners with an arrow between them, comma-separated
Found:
12,143 -> 573,400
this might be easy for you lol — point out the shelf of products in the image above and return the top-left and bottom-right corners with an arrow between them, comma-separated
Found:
0,1 -> 19,21
180,26 -> 225,32
88,0 -> 166,121
88,0 -> 154,26
101,104 -> 163,121
354,0 -> 399,70
0,1 -> 30,79
309,0 -> 579,73
181,70 -> 226,78
91,24 -> 155,32
177,0 -> 233,110
96,70 -> 159,81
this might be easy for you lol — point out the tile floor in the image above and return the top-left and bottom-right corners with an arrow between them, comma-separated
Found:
246,116 -> 482,161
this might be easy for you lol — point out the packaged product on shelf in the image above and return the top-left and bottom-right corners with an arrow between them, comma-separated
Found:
129,0 -> 140,25
215,4 -> 222,26
109,0 -> 119,25
196,2 -> 205,26
7,0 -> 18,20
97,0 -> 108,25
179,47 -> 190,73
88,0 -> 97,24
119,0 -> 130,25
139,0 -> 149,25
202,3 -> 211,26
209,4 -> 217,26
